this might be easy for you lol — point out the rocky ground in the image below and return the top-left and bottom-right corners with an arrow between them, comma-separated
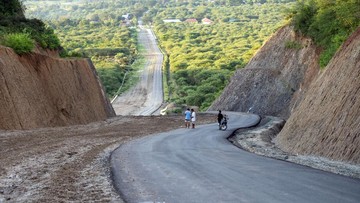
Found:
1,114 -> 359,203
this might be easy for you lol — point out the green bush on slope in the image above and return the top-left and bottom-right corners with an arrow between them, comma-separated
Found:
0,0 -> 61,52
289,0 -> 360,67
1,32 -> 34,54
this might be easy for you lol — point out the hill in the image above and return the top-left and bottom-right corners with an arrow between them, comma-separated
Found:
210,0 -> 360,164
209,26 -> 320,119
210,25 -> 360,164
276,28 -> 360,164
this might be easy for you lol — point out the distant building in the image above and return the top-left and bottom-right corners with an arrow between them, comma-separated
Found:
121,13 -> 132,27
89,21 -> 100,25
163,19 -> 181,23
122,13 -> 132,20
228,18 -> 239,23
185,18 -> 198,23
202,18 -> 213,25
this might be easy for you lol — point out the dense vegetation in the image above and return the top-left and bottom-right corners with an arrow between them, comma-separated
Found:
289,0 -> 360,67
145,3 -> 291,110
50,19 -> 138,97
10,0 -> 358,111
25,1 -> 140,97
0,0 -> 60,54
0,0 -> 24,18
25,0 -> 293,109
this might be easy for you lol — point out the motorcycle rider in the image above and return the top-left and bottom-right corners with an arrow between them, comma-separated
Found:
217,110 -> 223,127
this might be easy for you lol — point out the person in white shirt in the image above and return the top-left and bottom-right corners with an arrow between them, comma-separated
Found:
191,108 -> 196,129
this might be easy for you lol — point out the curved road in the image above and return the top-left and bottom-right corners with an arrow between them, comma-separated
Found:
111,112 -> 360,202
112,23 -> 163,116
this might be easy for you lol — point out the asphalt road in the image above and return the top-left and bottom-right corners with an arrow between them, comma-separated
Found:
111,112 -> 360,203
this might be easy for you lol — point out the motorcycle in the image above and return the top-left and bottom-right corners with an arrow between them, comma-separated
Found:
219,115 -> 228,131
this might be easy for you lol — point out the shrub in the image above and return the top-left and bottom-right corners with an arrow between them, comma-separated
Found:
0,16 -> 61,51
290,0 -> 360,67
35,28 -> 61,49
59,49 -> 83,58
169,108 -> 182,114
290,0 -> 317,35
285,40 -> 302,49
2,32 -> 34,54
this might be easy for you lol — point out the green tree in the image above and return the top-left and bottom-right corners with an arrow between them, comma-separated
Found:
0,0 -> 25,18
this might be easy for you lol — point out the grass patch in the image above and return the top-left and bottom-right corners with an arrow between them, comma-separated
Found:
285,40 -> 302,50
116,55 -> 146,95
2,32 -> 34,54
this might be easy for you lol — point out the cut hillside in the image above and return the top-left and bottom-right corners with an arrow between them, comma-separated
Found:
0,46 -> 115,130
209,26 -> 320,119
276,28 -> 360,164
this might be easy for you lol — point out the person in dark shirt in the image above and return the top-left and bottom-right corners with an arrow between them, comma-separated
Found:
217,110 -> 223,126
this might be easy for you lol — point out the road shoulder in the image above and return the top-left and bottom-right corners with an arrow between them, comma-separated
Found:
229,116 -> 360,179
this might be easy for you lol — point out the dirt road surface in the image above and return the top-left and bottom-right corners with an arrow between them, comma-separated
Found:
112,25 -> 163,116
0,114 -> 215,202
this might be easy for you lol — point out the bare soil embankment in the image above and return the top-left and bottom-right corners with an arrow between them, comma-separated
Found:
276,28 -> 360,164
0,46 -> 115,130
209,26 -> 320,119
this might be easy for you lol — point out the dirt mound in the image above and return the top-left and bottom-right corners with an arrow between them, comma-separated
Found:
0,46 -> 115,130
209,26 -> 320,118
276,28 -> 360,164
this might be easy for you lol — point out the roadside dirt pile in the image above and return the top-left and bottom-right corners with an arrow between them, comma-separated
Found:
0,46 -> 115,130
209,26 -> 320,119
276,28 -> 360,164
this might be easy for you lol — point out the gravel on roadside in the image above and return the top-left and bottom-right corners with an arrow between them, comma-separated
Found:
229,116 -> 360,179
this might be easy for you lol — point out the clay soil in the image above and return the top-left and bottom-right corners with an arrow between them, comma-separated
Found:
0,114 -> 215,202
